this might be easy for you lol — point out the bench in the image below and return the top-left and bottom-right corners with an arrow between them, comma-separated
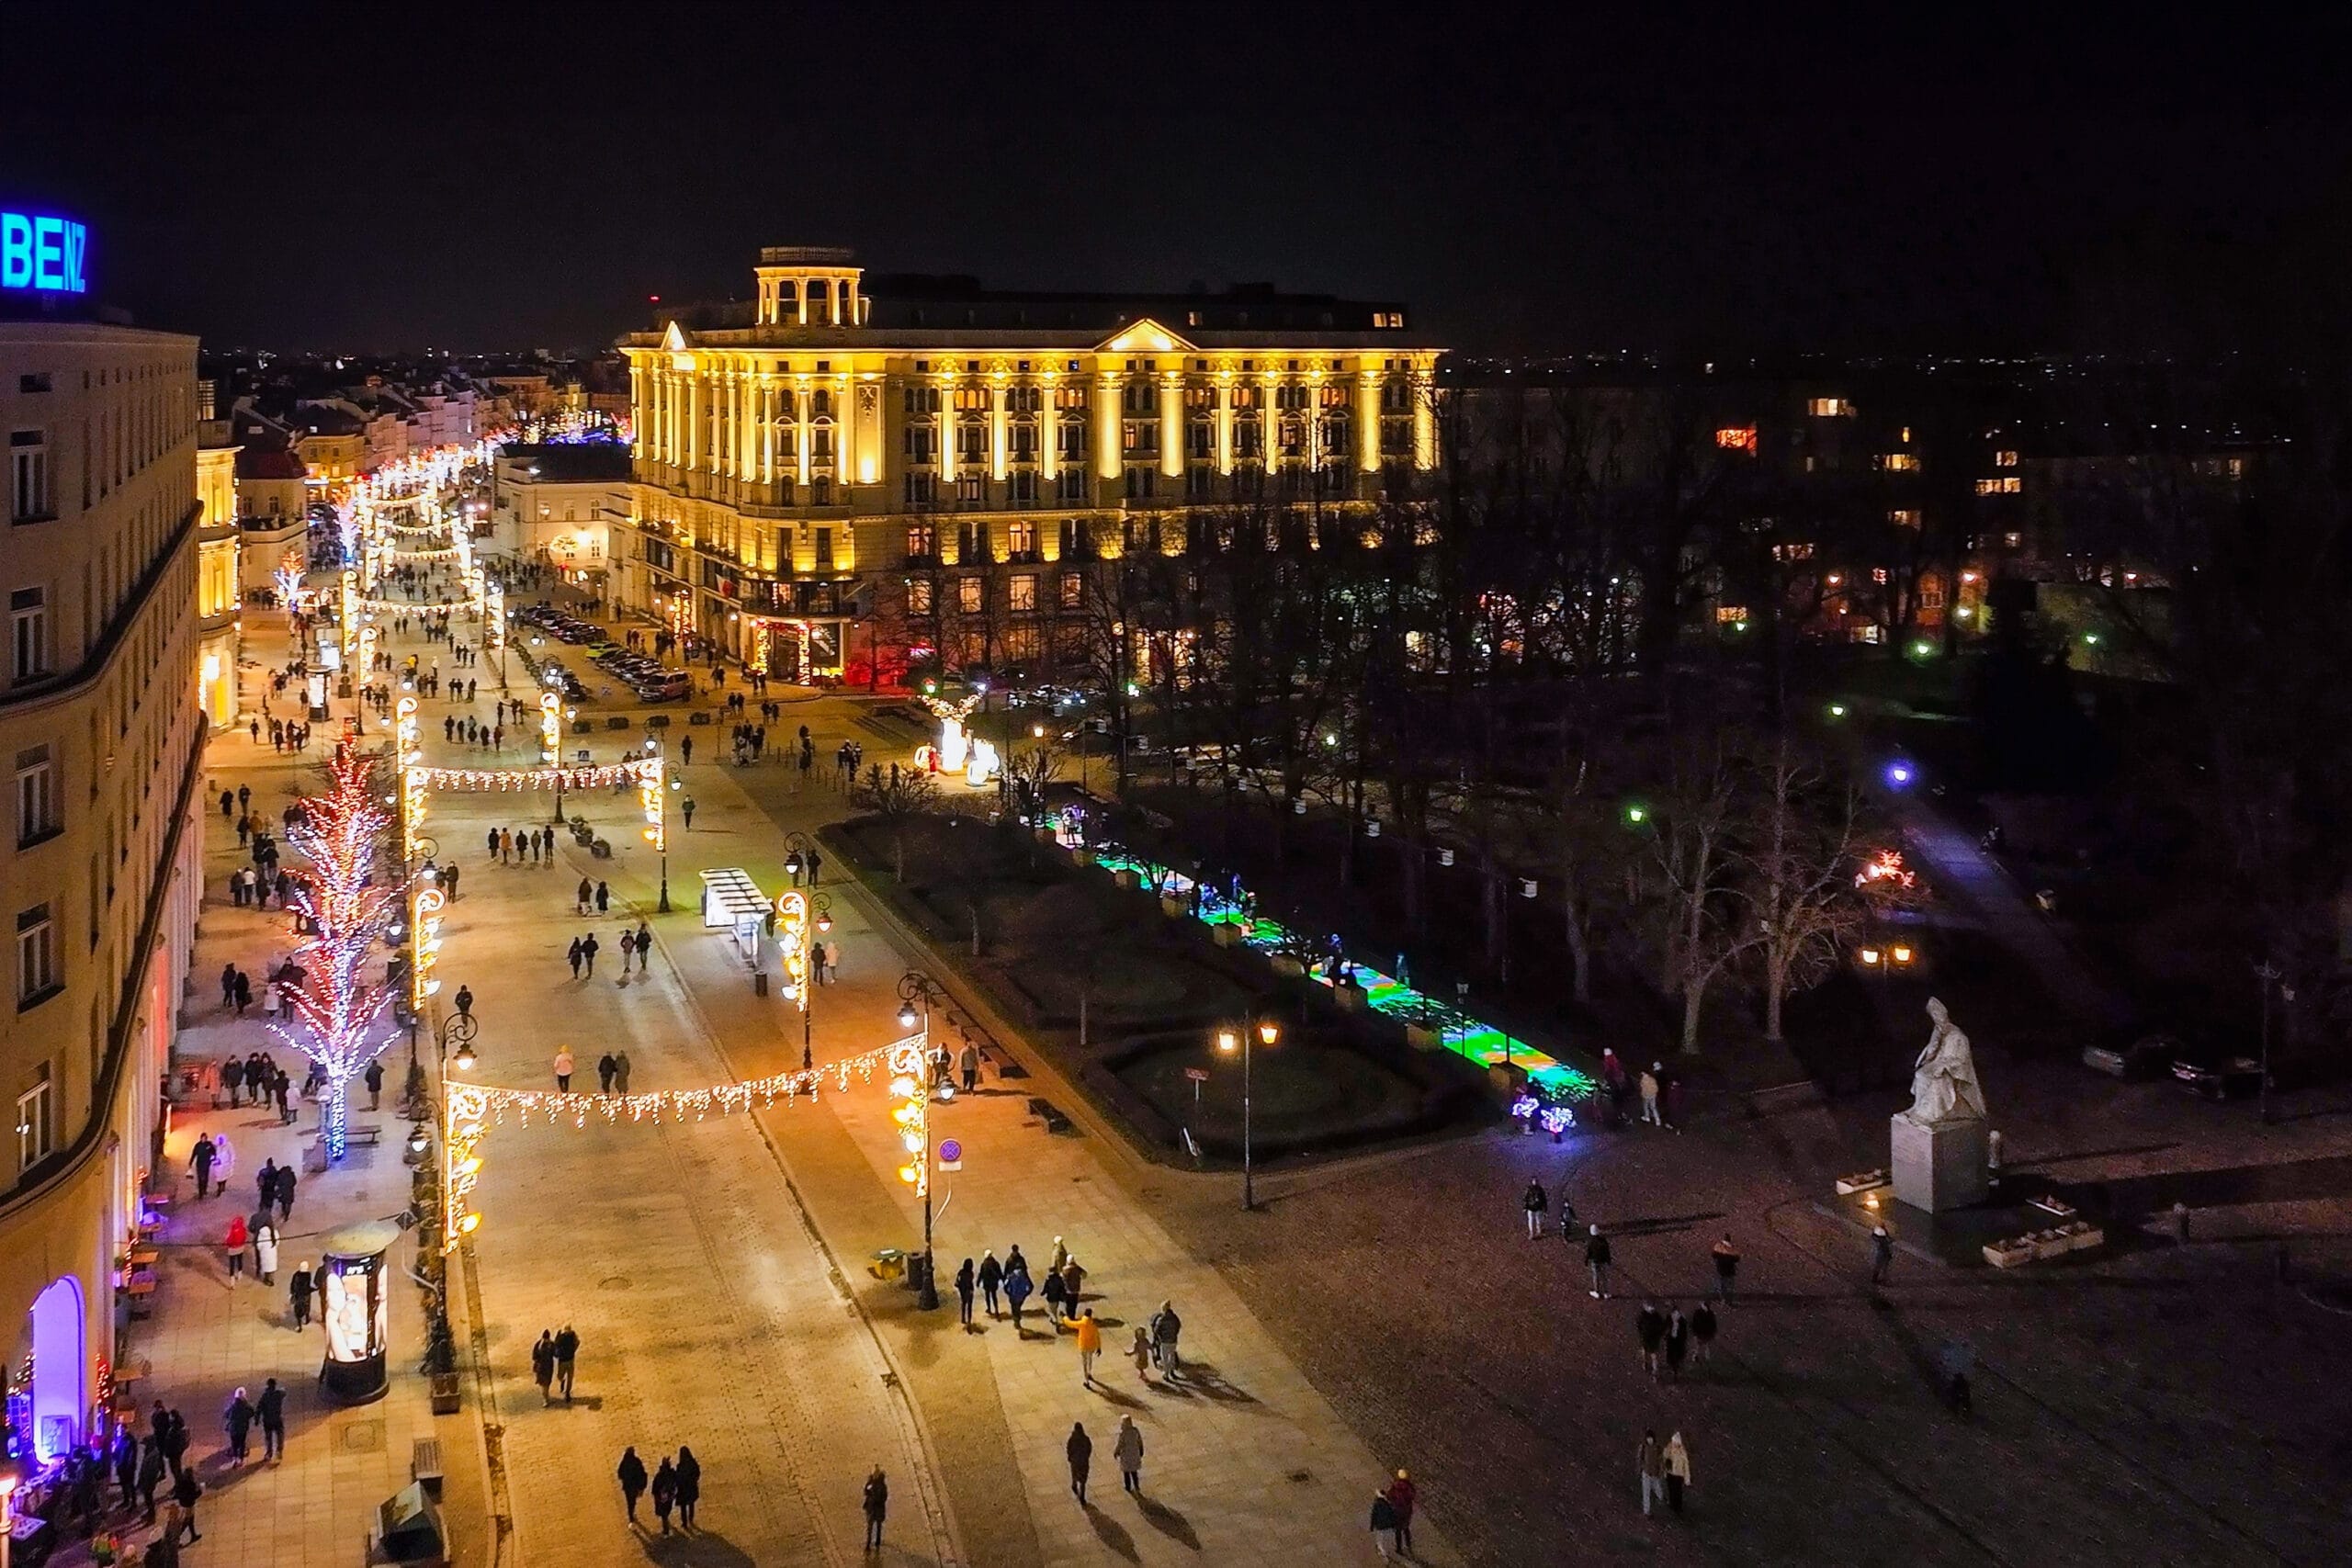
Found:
344,1122 -> 384,1147
411,1436 -> 444,1495
1025,1097 -> 1074,1135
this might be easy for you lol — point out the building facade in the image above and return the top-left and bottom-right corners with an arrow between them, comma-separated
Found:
195,421 -> 240,728
489,442 -> 629,578
613,248 -> 1441,684
1,315 -> 206,1468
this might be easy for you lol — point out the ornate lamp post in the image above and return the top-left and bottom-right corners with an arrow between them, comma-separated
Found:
896,970 -> 951,1309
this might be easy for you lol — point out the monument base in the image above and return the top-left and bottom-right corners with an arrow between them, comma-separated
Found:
1890,1113 -> 1989,1213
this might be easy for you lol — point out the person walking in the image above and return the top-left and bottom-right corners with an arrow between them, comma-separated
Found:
614,1051 -> 632,1094
136,1433 -> 166,1523
290,1261 -> 314,1330
958,1041 -> 979,1094
1871,1223 -> 1895,1285
1371,1490 -> 1401,1562
553,1047 -> 575,1092
619,930 -> 636,975
257,1378 -> 287,1462
222,1386 -> 256,1467
454,984 -> 473,1018
1114,1415 -> 1144,1494
1692,1300 -> 1718,1366
1065,1421 -> 1092,1504
954,1258 -> 976,1326
1041,1261 -> 1069,1325
595,879 -> 610,914
365,1057 -> 385,1111
254,1218 -> 279,1285
1385,1471 -> 1418,1555
576,877 -> 593,916
111,1427 -> 137,1511
532,1330 -> 557,1405
1665,1305 -> 1690,1381
1004,1260 -> 1033,1331
617,1446 -> 649,1526
1074,1308 -> 1102,1384
1640,1064 -> 1663,1126
170,1462 -> 203,1544
635,919 -> 650,969
190,1130 -> 216,1198
978,1250 -> 1003,1317
223,1213 -> 249,1284
1713,1233 -> 1741,1302
232,970 -> 253,1015
582,932 -> 599,976
675,1446 -> 701,1529
1523,1178 -> 1549,1239
275,1163 -> 297,1224
554,1323 -> 580,1400
1665,1431 -> 1692,1514
1060,1257 -> 1087,1309
682,795 -> 695,829
255,1157 -> 278,1217
862,1466 -> 888,1552
650,1456 -> 678,1535
568,936 -> 584,979
161,1408 -> 190,1483
1638,1429 -> 1668,1517
1150,1300 -> 1183,1381
1637,1301 -> 1667,1378
598,1053 -> 617,1094
1586,1223 -> 1613,1299
1130,1325 -> 1154,1384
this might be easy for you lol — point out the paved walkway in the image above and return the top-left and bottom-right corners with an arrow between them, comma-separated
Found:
45,615 -> 490,1568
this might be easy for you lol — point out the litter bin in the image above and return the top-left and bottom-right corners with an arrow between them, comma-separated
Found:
753,972 -> 768,998
869,1248 -> 906,1281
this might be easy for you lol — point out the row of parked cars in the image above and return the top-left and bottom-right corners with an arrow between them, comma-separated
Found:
593,643 -> 694,702
2082,1033 -> 2288,1100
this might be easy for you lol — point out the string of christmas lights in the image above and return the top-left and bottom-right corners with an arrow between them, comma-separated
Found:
465,1035 -> 921,1130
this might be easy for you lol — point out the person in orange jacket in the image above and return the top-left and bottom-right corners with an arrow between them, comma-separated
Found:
1072,1308 -> 1102,1386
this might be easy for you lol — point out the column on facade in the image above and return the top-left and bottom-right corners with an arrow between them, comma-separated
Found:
1413,368 -> 1437,469
758,378 -> 775,486
1097,371 -> 1122,479
1307,375 -> 1324,470
990,379 -> 1009,481
629,364 -> 646,457
1358,370 -> 1383,471
936,376 -> 955,483
1216,375 -> 1235,475
1041,377 -> 1059,482
797,383 -> 814,488
1159,370 -> 1183,478
686,371 -> 703,473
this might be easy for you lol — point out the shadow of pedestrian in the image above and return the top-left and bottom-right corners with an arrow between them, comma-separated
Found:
1136,1496 -> 1200,1551
1171,1362 -> 1253,1404
635,1527 -> 758,1565
1088,1382 -> 1146,1410
1083,1504 -> 1140,1561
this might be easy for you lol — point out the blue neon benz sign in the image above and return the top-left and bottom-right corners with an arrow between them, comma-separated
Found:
0,211 -> 89,293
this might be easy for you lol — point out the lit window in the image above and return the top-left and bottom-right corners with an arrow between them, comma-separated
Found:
1888,509 -> 1921,529
1871,567 -> 1889,585
1995,450 -> 2018,468
15,1063 -> 52,1171
1974,476 -> 2022,495
1715,605 -> 1748,624
1807,397 -> 1849,417
1009,574 -> 1037,612
957,577 -> 982,614
1878,453 -> 1918,472
907,579 -> 933,615
1714,427 -> 1758,454
1060,572 -> 1083,609
1918,580 -> 1945,610
2003,532 -> 2022,548
17,902 -> 56,1005
16,744 -> 56,846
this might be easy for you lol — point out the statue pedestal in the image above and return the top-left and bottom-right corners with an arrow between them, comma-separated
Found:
1890,1114 -> 1988,1213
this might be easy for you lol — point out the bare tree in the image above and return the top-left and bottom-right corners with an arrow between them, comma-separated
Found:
1639,721 -> 1751,1054
852,763 -> 941,882
1738,737 -> 1871,1042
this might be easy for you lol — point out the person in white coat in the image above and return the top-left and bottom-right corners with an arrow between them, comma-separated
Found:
1113,1416 -> 1145,1494
253,1220 -> 280,1286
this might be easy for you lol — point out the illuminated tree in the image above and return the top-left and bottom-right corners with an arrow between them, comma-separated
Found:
271,741 -> 403,1159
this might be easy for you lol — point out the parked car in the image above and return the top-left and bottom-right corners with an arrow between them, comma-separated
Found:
2170,1045 -> 2263,1101
2083,1033 -> 2177,1081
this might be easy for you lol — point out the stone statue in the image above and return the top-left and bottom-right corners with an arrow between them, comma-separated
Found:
1905,997 -> 1986,1125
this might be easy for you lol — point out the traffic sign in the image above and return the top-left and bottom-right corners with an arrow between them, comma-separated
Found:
1183,1067 -> 1209,1082
937,1138 -> 963,1171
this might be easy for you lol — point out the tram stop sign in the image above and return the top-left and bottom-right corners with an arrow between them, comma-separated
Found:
937,1138 -> 963,1172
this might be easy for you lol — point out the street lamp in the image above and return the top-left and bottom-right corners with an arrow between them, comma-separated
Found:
896,970 -> 951,1309
1216,1016 -> 1280,1210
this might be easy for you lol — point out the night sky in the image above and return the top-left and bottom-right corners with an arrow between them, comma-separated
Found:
5,7 -> 2347,356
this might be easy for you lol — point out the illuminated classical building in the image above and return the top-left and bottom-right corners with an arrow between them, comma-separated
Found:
614,247 -> 1441,684
195,401 -> 241,728
1,229 -> 206,1469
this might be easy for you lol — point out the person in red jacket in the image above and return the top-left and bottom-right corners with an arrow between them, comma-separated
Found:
1384,1470 -> 1417,1556
222,1213 -> 249,1285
